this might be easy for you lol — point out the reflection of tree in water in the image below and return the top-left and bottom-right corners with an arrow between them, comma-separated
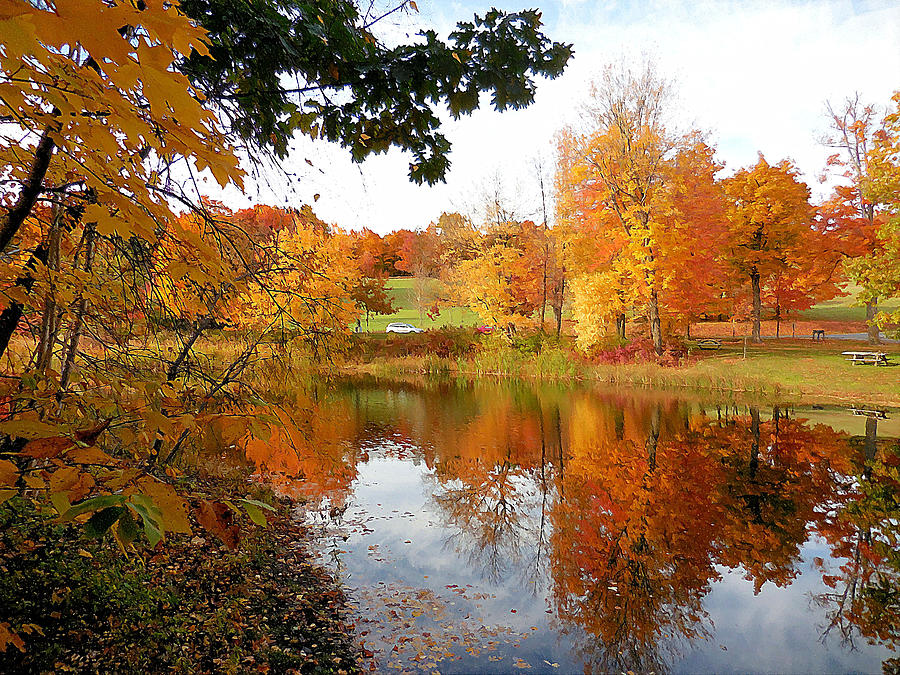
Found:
432,457 -> 539,583
550,404 -> 717,673
239,400 -> 362,507
814,416 -> 900,658
550,404 -> 854,673
714,407 -> 849,592
233,378 -> 896,671
429,395 -> 566,588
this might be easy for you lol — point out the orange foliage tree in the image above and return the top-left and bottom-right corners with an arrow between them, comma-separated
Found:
557,113 -> 730,350
722,156 -> 838,342
444,219 -> 548,332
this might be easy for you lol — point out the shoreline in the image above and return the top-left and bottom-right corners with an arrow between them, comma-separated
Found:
341,342 -> 900,408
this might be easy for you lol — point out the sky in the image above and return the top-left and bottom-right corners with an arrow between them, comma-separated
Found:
213,0 -> 900,235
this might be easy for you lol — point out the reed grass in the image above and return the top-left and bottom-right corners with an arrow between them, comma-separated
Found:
341,340 -> 900,406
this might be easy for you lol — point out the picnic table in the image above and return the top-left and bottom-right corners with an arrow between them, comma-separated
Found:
842,351 -> 891,366
849,407 -> 889,419
812,329 -> 825,341
695,339 -> 721,350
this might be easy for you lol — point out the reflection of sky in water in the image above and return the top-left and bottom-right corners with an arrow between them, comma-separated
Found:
690,539 -> 891,673
314,450 -> 895,673
322,454 -> 576,673
278,382 -> 900,673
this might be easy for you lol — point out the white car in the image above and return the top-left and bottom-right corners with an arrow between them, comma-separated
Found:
385,322 -> 424,334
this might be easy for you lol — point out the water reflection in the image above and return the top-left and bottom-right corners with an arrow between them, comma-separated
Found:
815,413 -> 900,654
228,378 -> 897,672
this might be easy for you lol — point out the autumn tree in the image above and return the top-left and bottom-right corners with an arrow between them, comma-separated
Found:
392,226 -> 442,320
394,227 -> 443,280
444,218 -> 547,333
577,62 -> 674,353
853,90 -> 900,329
229,206 -> 362,341
350,229 -> 385,278
722,156 -> 822,343
555,126 -> 632,345
347,229 -> 395,329
434,211 -> 481,266
350,277 -> 394,330
654,137 -> 731,337
822,95 -> 891,344
556,75 -> 730,351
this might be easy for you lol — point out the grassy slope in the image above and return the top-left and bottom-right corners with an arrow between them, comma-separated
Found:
361,277 -> 479,333
797,281 -> 899,323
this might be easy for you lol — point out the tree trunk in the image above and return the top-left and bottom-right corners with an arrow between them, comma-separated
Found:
866,299 -> 881,345
36,205 -> 64,372
649,288 -> 662,355
616,313 -> 626,340
750,267 -> 762,343
540,261 -> 547,334
775,300 -> 780,339
553,273 -> 565,339
685,321 -> 691,340
0,125 -> 56,255
0,243 -> 50,361
60,226 -> 97,391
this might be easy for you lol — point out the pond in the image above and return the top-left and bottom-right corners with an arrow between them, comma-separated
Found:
242,377 -> 900,673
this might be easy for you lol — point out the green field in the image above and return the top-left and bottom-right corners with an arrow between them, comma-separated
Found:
361,278 -> 899,335
797,282 -> 899,323
360,277 -> 480,333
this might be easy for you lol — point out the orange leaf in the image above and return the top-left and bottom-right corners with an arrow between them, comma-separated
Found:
0,622 -> 25,653
49,466 -> 95,502
0,459 -> 18,487
134,478 -> 191,534
21,437 -> 73,459
66,447 -> 116,466
194,500 -> 239,549
74,419 -> 111,445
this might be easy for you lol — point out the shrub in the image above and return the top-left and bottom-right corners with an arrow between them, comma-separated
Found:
590,338 -> 686,365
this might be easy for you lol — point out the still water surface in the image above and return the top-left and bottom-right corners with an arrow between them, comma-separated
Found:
245,378 -> 899,673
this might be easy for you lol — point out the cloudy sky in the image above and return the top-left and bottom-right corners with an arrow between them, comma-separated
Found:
214,0 -> 900,234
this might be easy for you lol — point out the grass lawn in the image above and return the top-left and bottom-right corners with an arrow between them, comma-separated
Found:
676,339 -> 900,406
360,277 -> 480,333
797,281 -> 899,323
368,279 -> 898,336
